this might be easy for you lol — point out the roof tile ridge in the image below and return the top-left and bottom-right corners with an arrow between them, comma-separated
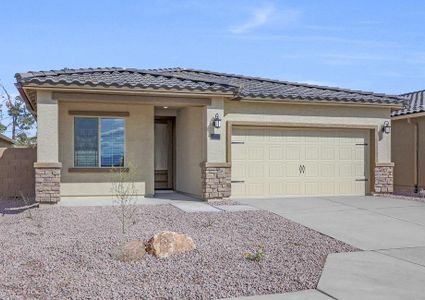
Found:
177,68 -> 404,100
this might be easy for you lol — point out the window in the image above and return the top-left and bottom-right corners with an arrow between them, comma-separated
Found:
74,117 -> 125,167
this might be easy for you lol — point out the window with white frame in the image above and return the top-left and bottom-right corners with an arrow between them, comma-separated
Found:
74,117 -> 125,167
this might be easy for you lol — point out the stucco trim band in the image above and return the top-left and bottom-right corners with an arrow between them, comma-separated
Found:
68,167 -> 129,173
34,162 -> 62,168
68,110 -> 130,117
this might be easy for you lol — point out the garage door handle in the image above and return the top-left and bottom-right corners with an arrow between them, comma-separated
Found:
231,180 -> 245,183
355,179 -> 369,182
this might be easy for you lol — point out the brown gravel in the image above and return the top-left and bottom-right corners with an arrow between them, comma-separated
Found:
0,204 -> 357,299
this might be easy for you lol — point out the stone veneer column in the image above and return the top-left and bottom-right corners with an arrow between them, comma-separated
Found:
34,163 -> 62,203
34,91 -> 61,203
201,162 -> 231,202
374,163 -> 394,194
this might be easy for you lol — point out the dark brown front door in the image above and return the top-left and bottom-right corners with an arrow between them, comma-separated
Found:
154,118 -> 174,189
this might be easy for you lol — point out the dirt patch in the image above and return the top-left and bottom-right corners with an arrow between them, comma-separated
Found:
0,204 -> 357,299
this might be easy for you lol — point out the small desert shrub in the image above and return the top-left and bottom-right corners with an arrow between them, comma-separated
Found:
111,162 -> 139,234
243,245 -> 265,262
19,191 -> 43,234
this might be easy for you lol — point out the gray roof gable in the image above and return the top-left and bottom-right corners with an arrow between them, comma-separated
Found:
392,90 -> 425,117
15,67 -> 406,105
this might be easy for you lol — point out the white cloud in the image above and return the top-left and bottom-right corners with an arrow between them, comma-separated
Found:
229,3 -> 299,34
230,4 -> 276,34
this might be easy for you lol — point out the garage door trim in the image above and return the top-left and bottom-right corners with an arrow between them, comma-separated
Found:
226,121 -> 378,195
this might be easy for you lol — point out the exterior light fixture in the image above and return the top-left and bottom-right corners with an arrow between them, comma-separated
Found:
383,121 -> 391,134
213,113 -> 222,129
163,106 -> 168,109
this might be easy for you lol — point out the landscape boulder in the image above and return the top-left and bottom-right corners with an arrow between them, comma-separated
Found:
146,231 -> 196,259
115,240 -> 146,262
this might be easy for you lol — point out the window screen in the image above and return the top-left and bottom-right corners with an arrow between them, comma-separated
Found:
74,117 -> 98,167
100,118 -> 125,167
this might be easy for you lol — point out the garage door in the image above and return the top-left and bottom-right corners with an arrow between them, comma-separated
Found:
231,127 -> 370,197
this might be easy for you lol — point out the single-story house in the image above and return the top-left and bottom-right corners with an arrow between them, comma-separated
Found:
15,67 -> 405,203
392,90 -> 425,193
0,133 -> 15,148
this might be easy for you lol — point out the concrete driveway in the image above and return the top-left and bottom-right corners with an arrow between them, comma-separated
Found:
238,196 -> 425,300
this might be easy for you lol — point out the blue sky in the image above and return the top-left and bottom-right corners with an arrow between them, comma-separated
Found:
1,0 -> 425,97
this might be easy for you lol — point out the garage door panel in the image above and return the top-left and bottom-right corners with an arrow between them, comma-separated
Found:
269,182 -> 283,195
232,162 -> 246,179
338,163 -> 354,177
286,162 -> 302,177
320,181 -> 336,195
269,164 -> 284,177
231,127 -> 369,197
305,146 -> 320,160
285,181 -> 304,196
246,183 -> 265,196
305,182 -> 320,195
269,146 -> 283,160
232,144 -> 247,160
339,147 -> 355,160
232,182 -> 245,197
247,163 -> 265,178
248,146 -> 265,160
285,145 -> 303,160
305,162 -> 319,177
321,146 -> 337,160
319,163 -> 336,177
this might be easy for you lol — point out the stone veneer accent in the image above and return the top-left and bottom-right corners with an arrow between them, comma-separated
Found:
34,162 -> 62,203
374,163 -> 394,193
201,162 -> 231,202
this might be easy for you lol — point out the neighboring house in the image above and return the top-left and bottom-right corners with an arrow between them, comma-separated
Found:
0,133 -> 15,148
392,90 -> 425,194
15,67 -> 405,203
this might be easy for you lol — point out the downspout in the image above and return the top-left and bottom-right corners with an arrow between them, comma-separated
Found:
408,118 -> 419,193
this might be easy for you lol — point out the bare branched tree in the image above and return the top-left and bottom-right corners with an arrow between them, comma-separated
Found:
0,83 -> 36,147
111,162 -> 138,234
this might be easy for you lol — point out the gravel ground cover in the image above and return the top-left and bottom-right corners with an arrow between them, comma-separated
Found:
0,204 -> 357,299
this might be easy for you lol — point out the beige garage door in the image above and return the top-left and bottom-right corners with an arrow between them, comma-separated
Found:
231,127 -> 370,197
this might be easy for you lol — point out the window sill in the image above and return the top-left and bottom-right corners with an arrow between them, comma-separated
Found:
68,167 -> 129,173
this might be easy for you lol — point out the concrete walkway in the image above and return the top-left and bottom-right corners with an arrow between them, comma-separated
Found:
237,196 -> 425,299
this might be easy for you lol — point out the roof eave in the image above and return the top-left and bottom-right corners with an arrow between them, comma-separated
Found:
15,83 -> 36,117
392,111 -> 425,120
0,134 -> 15,144
235,97 -> 404,109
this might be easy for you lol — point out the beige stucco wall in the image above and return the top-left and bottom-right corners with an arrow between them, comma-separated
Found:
38,89 -> 395,199
175,106 -> 207,197
206,97 -> 226,162
392,116 -> 425,192
224,101 -> 392,163
37,91 -> 59,162
58,101 -> 154,197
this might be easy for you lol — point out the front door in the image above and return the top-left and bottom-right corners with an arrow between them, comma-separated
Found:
154,118 -> 174,189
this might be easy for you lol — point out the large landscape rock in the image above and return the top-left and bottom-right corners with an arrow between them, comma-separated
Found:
115,240 -> 146,262
146,231 -> 196,259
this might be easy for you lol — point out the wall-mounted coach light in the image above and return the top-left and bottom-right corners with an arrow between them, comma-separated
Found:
383,121 -> 391,134
213,113 -> 222,129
